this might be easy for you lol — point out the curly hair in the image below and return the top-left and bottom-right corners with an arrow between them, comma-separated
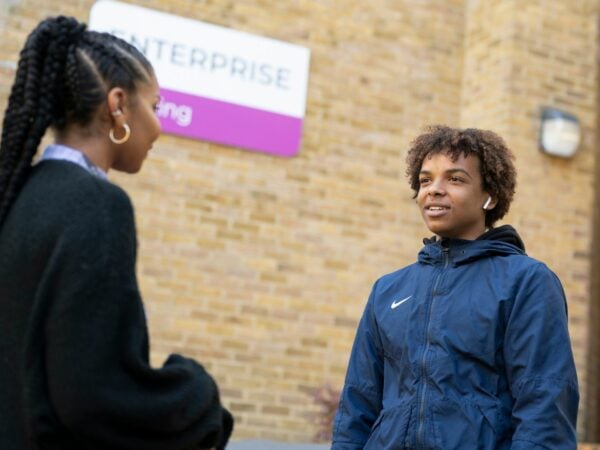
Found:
0,16 -> 154,226
405,125 -> 516,228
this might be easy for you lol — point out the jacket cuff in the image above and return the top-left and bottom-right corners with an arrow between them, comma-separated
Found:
215,408 -> 234,450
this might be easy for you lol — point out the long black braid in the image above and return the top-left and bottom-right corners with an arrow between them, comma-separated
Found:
0,16 -> 154,226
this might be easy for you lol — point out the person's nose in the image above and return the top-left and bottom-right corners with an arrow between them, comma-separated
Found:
427,178 -> 446,197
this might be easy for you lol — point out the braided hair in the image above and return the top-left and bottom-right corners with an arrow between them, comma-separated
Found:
0,16 -> 154,226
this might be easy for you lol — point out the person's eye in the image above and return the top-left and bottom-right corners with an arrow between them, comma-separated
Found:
419,177 -> 431,185
449,176 -> 463,183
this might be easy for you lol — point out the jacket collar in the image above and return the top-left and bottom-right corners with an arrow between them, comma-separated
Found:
418,225 -> 526,266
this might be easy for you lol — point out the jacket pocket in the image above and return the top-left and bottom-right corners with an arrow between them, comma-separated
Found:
364,402 -> 412,450
431,398 -> 508,450
475,401 -> 512,449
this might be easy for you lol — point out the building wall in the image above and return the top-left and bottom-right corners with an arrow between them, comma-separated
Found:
461,0 -> 600,439
0,0 -> 598,443
588,70 -> 600,440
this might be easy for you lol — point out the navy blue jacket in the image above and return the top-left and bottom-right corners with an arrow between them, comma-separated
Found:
332,227 -> 579,449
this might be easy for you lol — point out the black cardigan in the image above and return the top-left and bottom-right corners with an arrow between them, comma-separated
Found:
0,160 -> 232,450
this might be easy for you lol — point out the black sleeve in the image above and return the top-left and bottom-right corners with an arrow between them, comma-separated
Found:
44,184 -> 232,450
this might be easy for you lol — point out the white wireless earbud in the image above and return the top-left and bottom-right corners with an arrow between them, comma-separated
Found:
482,196 -> 492,210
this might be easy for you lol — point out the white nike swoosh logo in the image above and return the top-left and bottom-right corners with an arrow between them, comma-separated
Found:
391,296 -> 412,309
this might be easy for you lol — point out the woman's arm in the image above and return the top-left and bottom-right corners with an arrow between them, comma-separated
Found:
43,184 -> 232,450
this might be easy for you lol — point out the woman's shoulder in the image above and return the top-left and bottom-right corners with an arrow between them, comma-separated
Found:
31,160 -> 133,212
15,161 -> 136,244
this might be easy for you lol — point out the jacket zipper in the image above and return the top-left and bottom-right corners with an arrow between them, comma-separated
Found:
416,246 -> 449,449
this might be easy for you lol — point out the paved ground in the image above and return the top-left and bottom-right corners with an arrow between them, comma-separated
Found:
228,440 -> 329,449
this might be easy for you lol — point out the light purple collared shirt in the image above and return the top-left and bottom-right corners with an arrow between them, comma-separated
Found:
39,144 -> 108,180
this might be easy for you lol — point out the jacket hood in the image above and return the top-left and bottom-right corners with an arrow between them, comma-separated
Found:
476,224 -> 526,251
419,225 -> 526,266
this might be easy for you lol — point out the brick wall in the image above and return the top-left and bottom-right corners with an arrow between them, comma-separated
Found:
0,0 -> 598,443
112,0 -> 466,441
587,90 -> 600,440
136,1 -> 466,441
461,0 -> 600,440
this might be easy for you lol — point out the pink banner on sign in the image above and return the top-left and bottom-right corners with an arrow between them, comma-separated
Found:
157,88 -> 303,157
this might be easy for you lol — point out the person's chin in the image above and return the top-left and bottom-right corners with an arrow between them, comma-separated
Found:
129,163 -> 144,174
424,219 -> 448,236
114,161 -> 144,174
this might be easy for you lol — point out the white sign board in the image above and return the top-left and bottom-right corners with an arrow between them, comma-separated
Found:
90,0 -> 311,156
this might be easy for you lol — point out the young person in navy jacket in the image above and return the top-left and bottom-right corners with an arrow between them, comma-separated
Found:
332,125 -> 579,449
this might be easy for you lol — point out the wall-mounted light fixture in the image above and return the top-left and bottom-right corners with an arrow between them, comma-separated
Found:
539,107 -> 581,158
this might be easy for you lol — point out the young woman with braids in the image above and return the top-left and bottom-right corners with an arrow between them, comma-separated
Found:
0,16 -> 232,450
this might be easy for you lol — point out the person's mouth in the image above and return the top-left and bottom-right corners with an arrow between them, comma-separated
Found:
424,204 -> 450,217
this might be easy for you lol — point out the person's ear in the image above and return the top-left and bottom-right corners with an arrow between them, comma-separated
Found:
106,87 -> 132,145
106,87 -> 127,123
482,195 -> 497,210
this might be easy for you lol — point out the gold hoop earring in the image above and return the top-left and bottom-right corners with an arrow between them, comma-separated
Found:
109,123 -> 131,144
